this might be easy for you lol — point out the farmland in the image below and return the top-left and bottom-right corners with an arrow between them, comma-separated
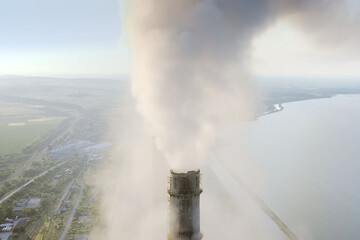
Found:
0,112 -> 66,155
0,76 -> 121,239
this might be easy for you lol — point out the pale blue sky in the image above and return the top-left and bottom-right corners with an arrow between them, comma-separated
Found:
0,0 -> 130,77
0,0 -> 359,78
0,0 -> 121,48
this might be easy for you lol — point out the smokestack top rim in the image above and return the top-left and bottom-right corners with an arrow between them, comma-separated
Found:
170,169 -> 200,175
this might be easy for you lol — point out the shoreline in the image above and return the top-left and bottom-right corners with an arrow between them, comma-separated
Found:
258,93 -> 360,119
260,103 -> 284,117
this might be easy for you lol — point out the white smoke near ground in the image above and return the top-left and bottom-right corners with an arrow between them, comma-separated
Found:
90,1 -> 360,240
88,101 -> 170,239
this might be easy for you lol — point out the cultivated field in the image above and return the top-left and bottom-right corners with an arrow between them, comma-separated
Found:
0,105 -> 41,117
0,105 -> 66,155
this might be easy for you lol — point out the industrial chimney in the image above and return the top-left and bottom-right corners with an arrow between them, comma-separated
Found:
168,170 -> 203,240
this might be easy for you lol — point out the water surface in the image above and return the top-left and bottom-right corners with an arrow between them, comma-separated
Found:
249,95 -> 360,240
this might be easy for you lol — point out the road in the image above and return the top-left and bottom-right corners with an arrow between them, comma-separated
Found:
0,218 -> 30,240
0,162 -> 64,205
6,115 -> 79,183
0,94 -> 84,183
54,180 -> 75,215
59,183 -> 84,240
209,153 -> 299,240
0,231 -> 12,240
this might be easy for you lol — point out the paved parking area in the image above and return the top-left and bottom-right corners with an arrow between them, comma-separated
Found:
0,231 -> 12,240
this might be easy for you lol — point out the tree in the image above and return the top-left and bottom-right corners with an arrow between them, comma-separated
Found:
23,208 -> 37,217
13,226 -> 25,234
5,206 -> 13,219
40,194 -> 54,210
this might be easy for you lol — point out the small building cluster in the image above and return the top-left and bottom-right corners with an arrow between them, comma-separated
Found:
50,141 -> 92,157
0,218 -> 28,234
13,197 -> 41,217
50,141 -> 112,159
55,180 -> 77,215
0,219 -> 13,232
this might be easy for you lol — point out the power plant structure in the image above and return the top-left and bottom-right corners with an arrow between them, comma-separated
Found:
168,170 -> 203,240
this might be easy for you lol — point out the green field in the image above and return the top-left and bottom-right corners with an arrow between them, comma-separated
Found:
0,116 -> 65,155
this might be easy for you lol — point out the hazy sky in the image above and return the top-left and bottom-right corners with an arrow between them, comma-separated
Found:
0,0 -> 359,78
251,20 -> 360,78
0,0 -> 130,77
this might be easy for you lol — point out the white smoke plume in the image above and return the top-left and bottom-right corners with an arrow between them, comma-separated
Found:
276,0 -> 360,53
90,1 -> 360,239
128,0 -> 360,171
127,0 -> 266,172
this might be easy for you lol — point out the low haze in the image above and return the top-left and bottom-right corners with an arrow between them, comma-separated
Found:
0,1 -> 360,240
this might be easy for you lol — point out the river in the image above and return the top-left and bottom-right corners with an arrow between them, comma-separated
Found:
248,95 -> 360,240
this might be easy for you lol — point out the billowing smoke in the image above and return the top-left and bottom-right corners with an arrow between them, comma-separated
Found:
90,1 -> 360,239
277,0 -> 360,52
127,0 -> 269,171
128,0 -> 360,171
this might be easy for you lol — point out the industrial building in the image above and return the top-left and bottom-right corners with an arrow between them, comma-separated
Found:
168,170 -> 203,240
13,197 -> 40,217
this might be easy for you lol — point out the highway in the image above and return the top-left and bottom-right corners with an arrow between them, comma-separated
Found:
245,187 -> 299,240
0,95 -> 83,183
59,183 -> 84,240
0,162 -> 64,205
6,115 -> 79,183
209,153 -> 299,240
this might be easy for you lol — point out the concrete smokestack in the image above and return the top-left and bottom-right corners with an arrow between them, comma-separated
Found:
168,170 -> 203,240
